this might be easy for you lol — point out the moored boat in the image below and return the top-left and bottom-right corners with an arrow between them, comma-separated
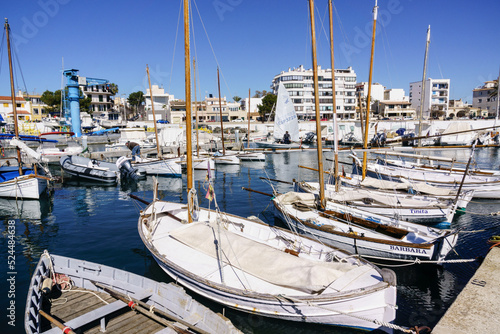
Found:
25,251 -> 242,334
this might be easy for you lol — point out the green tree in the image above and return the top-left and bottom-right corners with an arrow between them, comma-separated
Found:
233,96 -> 242,102
128,91 -> 145,115
41,90 -> 62,114
108,83 -> 119,95
257,93 -> 276,122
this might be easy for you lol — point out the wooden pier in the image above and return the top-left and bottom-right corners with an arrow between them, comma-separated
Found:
433,246 -> 500,334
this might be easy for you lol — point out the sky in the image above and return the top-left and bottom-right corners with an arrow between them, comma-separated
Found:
1,0 -> 499,104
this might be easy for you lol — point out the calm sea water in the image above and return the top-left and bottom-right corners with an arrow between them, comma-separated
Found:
1,146 -> 500,333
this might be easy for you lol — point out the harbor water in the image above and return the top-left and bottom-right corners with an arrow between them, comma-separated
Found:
2,146 -> 500,333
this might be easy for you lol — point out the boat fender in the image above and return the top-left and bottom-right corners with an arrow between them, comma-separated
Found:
41,277 -> 53,295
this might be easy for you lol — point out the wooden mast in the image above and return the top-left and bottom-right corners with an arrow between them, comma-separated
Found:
247,88 -> 251,149
5,19 -> 23,176
193,58 -> 199,156
361,0 -> 378,180
217,67 -> 225,155
328,0 -> 339,191
184,0 -> 193,210
308,0 -> 325,207
417,25 -> 431,147
146,65 -> 161,159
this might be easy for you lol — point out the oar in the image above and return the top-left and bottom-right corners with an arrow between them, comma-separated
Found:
92,282 -> 195,334
259,177 -> 293,185
39,310 -> 76,334
242,187 -> 274,197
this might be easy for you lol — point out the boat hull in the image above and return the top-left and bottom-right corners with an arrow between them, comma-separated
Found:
25,253 -> 242,334
139,202 -> 397,331
0,174 -> 47,199
60,156 -> 118,183
273,200 -> 457,263
132,158 -> 182,177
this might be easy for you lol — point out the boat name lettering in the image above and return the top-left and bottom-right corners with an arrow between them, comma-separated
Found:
410,209 -> 428,214
390,245 -> 427,254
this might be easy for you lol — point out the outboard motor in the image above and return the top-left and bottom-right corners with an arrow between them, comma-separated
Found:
303,132 -> 316,144
116,156 -> 145,181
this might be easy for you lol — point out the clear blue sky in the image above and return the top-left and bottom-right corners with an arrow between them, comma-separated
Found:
1,0 -> 499,104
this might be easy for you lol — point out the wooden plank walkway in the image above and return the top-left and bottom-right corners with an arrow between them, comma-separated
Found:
433,246 -> 500,334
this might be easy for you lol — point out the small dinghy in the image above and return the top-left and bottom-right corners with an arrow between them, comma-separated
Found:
25,251 -> 242,334
60,156 -> 146,183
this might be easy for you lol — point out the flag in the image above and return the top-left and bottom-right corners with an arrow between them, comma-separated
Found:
205,184 -> 214,201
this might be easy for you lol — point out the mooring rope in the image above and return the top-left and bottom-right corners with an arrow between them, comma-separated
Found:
277,294 -> 416,334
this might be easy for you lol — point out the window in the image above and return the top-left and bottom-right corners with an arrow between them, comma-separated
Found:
33,108 -> 39,114
99,95 -> 103,102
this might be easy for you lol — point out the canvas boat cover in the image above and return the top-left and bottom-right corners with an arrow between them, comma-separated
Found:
359,176 -> 453,196
169,221 -> 358,294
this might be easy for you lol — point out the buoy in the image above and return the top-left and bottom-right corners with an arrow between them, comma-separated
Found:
41,277 -> 53,295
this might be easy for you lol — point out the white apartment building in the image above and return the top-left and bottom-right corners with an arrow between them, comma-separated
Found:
145,85 -> 173,121
0,95 -> 31,122
384,88 -> 407,101
270,65 -> 357,120
409,78 -> 450,119
473,79 -> 499,118
240,97 -> 263,121
81,84 -> 114,113
356,82 -> 385,102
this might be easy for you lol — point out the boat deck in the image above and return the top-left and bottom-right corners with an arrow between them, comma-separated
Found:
43,288 -> 171,334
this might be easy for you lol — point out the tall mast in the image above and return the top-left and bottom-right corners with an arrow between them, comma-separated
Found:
5,19 -> 23,176
247,88 -> 251,149
328,0 -> 339,191
308,0 -> 325,207
495,66 -> 499,122
184,0 -> 193,203
361,0 -> 378,180
146,65 -> 161,159
217,67 -> 225,155
417,25 -> 431,147
193,58 -> 199,156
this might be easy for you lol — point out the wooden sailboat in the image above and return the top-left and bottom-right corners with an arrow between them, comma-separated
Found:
136,1 -> 397,331
0,19 -> 49,199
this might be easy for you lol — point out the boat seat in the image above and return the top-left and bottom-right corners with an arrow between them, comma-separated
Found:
43,290 -> 152,334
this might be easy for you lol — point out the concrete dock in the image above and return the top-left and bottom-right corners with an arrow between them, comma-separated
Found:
433,246 -> 500,334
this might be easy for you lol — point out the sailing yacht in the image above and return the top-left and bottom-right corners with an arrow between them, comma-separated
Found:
255,82 -> 302,149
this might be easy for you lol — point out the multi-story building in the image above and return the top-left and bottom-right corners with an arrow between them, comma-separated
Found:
409,78 -> 450,119
81,84 -> 114,114
21,92 -> 47,121
0,95 -> 31,123
240,97 -> 263,121
355,82 -> 385,115
472,79 -> 499,118
169,95 -> 243,124
384,88 -> 406,101
144,85 -> 173,122
377,101 -> 415,119
270,65 -> 357,120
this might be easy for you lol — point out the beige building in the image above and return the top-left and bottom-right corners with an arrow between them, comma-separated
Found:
473,79 -> 499,118
377,101 -> 415,119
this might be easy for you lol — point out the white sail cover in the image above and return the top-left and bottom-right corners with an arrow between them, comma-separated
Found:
273,82 -> 299,142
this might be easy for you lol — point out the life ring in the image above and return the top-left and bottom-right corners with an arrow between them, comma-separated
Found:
187,188 -> 200,221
